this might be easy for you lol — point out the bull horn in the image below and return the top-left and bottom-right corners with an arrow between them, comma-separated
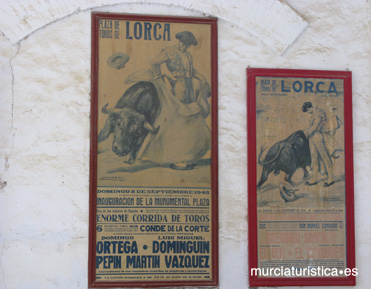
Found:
102,103 -> 122,115
144,122 -> 160,134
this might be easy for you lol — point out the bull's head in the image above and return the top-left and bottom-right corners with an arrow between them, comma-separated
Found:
98,103 -> 159,164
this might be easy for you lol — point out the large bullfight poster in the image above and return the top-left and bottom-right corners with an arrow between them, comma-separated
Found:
89,13 -> 218,288
247,69 -> 355,287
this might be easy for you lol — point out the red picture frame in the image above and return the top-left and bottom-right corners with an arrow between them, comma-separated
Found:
89,13 -> 218,288
247,68 -> 355,286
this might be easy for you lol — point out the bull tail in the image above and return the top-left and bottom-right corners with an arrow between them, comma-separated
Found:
257,144 -> 282,166
257,168 -> 269,189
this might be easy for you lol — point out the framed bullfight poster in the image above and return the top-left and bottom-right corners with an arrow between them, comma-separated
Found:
88,13 -> 218,288
247,68 -> 355,286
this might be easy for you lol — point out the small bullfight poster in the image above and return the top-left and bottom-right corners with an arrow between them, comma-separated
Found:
247,68 -> 355,287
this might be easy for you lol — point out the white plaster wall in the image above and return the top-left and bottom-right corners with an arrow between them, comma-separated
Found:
0,0 -> 370,288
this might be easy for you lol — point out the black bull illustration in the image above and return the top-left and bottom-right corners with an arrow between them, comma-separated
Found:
98,81 -> 161,164
257,130 -> 311,189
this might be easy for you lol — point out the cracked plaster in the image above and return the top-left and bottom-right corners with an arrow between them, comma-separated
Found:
0,0 -> 308,53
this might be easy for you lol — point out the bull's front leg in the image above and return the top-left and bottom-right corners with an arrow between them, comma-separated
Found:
303,166 -> 310,180
284,172 -> 296,187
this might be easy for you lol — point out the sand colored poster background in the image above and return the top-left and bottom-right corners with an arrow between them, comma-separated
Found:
255,77 -> 347,273
89,14 -> 218,287
97,19 -> 212,187
247,70 -> 355,287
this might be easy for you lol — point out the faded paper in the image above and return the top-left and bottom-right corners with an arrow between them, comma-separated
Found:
255,77 -> 347,276
94,17 -> 214,283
